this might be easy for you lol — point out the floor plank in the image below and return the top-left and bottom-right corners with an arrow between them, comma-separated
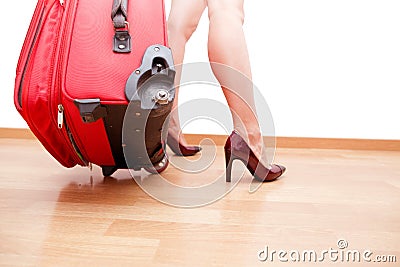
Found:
0,138 -> 399,266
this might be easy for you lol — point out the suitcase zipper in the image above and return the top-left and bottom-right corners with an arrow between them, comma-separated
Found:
65,119 -> 88,165
57,104 -> 64,129
55,0 -> 74,110
46,1 -> 87,167
54,0 -> 89,166
57,104 -> 88,165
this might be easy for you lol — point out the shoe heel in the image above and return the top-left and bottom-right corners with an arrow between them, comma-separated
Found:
225,149 -> 234,183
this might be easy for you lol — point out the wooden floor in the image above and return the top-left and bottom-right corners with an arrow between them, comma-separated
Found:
0,138 -> 399,266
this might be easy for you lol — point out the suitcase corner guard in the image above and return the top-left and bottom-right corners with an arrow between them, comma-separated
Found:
74,98 -> 107,123
122,44 -> 176,172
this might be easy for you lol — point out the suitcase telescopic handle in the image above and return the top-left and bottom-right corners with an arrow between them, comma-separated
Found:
111,0 -> 131,53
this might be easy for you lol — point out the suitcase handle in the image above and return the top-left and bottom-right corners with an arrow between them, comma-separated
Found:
111,0 -> 131,53
111,0 -> 128,29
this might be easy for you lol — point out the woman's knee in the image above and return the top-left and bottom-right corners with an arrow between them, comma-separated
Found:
207,0 -> 245,24
168,11 -> 202,41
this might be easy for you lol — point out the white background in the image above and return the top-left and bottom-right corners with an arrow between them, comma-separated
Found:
1,0 -> 399,139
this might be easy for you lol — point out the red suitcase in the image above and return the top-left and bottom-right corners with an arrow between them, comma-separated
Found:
14,0 -> 175,176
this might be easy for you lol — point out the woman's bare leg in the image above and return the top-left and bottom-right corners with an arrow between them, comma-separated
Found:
207,0 -> 266,162
168,0 -> 267,162
167,0 -> 206,147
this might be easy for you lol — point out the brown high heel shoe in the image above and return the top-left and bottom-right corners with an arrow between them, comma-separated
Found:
167,134 -> 202,156
224,131 -> 286,182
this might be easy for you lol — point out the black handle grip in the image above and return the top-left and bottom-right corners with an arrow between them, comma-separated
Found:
111,0 -> 128,29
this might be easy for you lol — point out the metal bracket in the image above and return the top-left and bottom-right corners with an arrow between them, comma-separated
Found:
125,45 -> 175,102
113,30 -> 131,53
74,99 -> 107,123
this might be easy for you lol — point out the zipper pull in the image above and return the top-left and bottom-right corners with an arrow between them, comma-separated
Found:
59,0 -> 64,6
58,104 -> 64,129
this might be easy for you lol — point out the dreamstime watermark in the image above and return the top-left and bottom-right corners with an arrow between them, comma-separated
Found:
122,62 -> 276,207
257,239 -> 397,263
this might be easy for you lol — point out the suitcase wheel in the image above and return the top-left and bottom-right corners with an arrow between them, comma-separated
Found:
102,166 -> 118,177
145,155 -> 169,174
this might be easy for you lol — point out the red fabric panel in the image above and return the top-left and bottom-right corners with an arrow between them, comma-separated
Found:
64,0 -> 168,101
63,99 -> 115,166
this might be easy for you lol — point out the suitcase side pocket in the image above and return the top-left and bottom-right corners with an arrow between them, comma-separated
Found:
15,0 -> 83,168
14,0 -> 46,112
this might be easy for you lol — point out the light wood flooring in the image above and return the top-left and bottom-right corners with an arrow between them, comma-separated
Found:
0,138 -> 399,266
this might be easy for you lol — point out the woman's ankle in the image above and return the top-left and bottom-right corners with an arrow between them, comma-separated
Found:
234,128 -> 268,165
168,126 -> 190,147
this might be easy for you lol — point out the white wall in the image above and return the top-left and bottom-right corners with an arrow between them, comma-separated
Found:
1,0 -> 399,139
